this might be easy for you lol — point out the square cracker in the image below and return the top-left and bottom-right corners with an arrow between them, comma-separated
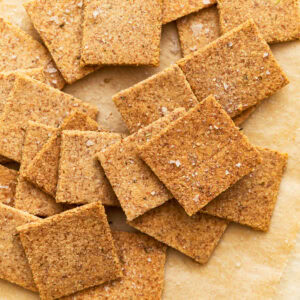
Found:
17,202 -> 122,300
177,19 -> 289,118
177,5 -> 220,57
62,231 -> 167,300
22,111 -> 99,197
113,64 -> 198,133
81,0 -> 162,66
138,96 -> 261,216
162,0 -> 216,24
0,74 -> 98,162
129,200 -> 228,264
24,0 -> 98,84
15,121 -> 64,217
217,0 -> 300,43
98,109 -> 185,221
201,148 -> 288,231
0,203 -> 39,291
0,18 -> 65,89
56,131 -> 121,206
0,165 -> 18,207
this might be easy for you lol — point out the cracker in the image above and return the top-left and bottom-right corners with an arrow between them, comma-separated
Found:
163,0 -> 216,24
0,165 -> 18,207
138,96 -> 261,216
0,203 -> 39,291
130,200 -> 228,263
217,0 -> 300,44
98,109 -> 185,220
233,105 -> 257,127
177,5 -> 220,57
24,0 -> 98,84
23,111 -> 99,197
177,19 -> 289,118
17,202 -> 122,300
15,121 -> 64,217
0,18 -> 65,89
0,74 -> 98,162
113,64 -> 198,133
62,231 -> 167,300
81,0 -> 162,66
201,148 -> 288,231
56,131 -> 121,206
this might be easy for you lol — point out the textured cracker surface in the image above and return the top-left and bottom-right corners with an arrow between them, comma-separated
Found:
233,105 -> 257,127
217,0 -> 300,43
98,110 -> 184,221
177,5 -> 220,57
0,165 -> 18,207
113,64 -> 198,133
0,204 -> 39,291
17,202 -> 122,300
56,131 -> 121,206
0,18 -> 64,89
130,200 -> 228,263
201,148 -> 288,231
24,0 -> 98,84
178,20 -> 289,118
23,112 -> 99,197
138,96 -> 261,216
81,0 -> 162,66
162,0 -> 216,24
0,75 -> 98,162
63,231 -> 167,300
15,121 -> 63,217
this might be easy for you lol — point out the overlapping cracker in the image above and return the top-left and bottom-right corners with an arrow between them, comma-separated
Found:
0,165 -> 18,207
63,231 -> 167,300
177,5 -> 220,57
138,96 -> 261,216
24,0 -> 98,84
113,64 -> 198,133
217,0 -> 300,43
177,19 -> 289,118
81,0 -> 162,66
56,131 -> 121,206
233,105 -> 257,127
23,111 -> 99,197
15,121 -> 63,217
0,204 -> 39,291
163,0 -> 216,24
98,109 -> 185,221
0,75 -> 98,162
17,202 -> 122,300
0,18 -> 64,89
201,148 -> 288,231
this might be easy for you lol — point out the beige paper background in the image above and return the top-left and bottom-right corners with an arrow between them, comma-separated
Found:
0,1 -> 299,299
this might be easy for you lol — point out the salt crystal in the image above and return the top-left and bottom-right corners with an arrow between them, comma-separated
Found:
236,162 -> 241,167
147,258 -> 152,262
193,194 -> 200,202
86,140 -> 94,147
266,70 -> 271,75
47,67 -> 58,73
169,159 -> 181,167
223,82 -> 229,90
0,185 -> 9,189
225,170 -> 230,175
161,106 -> 168,114
151,191 -> 156,196
263,52 -> 269,58
77,1 -> 83,8
203,0 -> 211,4
228,42 -> 233,47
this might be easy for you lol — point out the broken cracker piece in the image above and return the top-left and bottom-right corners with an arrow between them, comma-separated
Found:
17,202 -> 122,300
138,96 -> 261,216
56,131 -> 121,206
201,148 -> 288,231
0,74 -> 98,162
0,203 -> 39,291
81,0 -> 162,66
129,200 -> 228,263
177,19 -> 289,118
0,165 -> 18,207
113,64 -> 198,133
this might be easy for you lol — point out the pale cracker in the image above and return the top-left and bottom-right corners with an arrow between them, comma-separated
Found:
0,165 -> 18,207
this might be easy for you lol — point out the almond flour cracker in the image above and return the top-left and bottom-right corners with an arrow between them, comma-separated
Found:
0,165 -> 18,207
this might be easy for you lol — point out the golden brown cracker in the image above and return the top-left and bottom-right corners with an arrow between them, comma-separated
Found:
0,75 -> 98,162
177,5 -> 220,57
0,203 -> 39,291
177,19 -> 289,118
17,202 -> 122,300
217,0 -> 300,43
113,64 -> 198,133
0,165 -> 18,207
81,0 -> 162,66
138,96 -> 261,216
56,131 -> 121,206
24,0 -> 98,84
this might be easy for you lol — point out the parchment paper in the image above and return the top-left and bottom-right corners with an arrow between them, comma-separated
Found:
0,2 -> 299,299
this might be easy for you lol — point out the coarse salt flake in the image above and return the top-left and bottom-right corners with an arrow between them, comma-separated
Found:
203,0 -> 211,4
225,170 -> 230,175
86,140 -> 94,147
193,194 -> 200,202
169,159 -> 181,167
0,185 -> 9,189
263,52 -> 269,58
161,106 -> 168,114
150,191 -> 156,196
266,70 -> 271,75
223,82 -> 229,90
147,258 -> 152,262
236,162 -> 241,167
